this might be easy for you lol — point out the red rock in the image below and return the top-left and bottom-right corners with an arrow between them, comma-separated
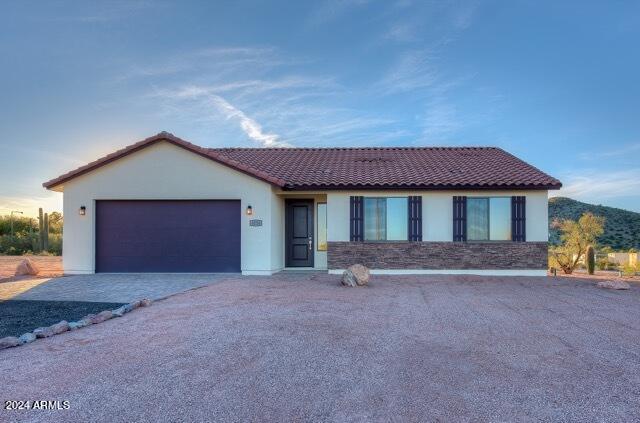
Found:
14,258 -> 40,276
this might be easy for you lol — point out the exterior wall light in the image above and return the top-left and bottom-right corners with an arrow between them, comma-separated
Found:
246,205 -> 253,216
79,206 -> 86,216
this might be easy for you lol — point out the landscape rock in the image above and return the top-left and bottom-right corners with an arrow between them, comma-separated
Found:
14,258 -> 40,276
349,264 -> 370,286
50,320 -> 69,335
77,316 -> 94,327
68,321 -> 82,330
597,280 -> 631,290
140,298 -> 152,307
0,336 -> 21,349
112,306 -> 126,317
19,333 -> 36,344
90,310 -> 113,324
341,270 -> 358,287
33,326 -> 55,338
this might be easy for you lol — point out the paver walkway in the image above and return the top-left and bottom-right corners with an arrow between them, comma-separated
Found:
0,273 -> 230,303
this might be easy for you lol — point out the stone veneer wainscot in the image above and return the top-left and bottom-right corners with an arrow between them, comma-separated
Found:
327,241 -> 548,270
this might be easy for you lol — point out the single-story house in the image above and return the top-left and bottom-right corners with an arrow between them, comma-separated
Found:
44,132 -> 561,276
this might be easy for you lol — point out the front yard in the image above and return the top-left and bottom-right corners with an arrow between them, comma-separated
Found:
1,273 -> 638,422
0,255 -> 62,281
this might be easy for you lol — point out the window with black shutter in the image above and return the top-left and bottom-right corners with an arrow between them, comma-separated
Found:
511,196 -> 526,242
350,196 -> 364,241
453,196 -> 467,241
408,196 -> 422,241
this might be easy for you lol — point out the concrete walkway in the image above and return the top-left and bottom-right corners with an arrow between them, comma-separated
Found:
0,273 -> 231,303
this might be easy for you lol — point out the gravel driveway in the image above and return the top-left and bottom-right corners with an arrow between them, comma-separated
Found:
1,273 -> 638,422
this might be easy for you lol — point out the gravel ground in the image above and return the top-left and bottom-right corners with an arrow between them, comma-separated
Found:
0,300 -> 125,338
0,255 -> 62,281
0,273 -> 639,422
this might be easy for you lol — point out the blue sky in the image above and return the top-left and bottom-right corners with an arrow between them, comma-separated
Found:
2,0 -> 639,216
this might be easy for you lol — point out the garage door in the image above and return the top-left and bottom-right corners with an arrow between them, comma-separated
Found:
96,200 -> 240,273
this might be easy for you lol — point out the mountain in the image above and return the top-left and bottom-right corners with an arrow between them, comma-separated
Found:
548,197 -> 640,250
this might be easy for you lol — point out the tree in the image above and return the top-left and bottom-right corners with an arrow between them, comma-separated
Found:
550,212 -> 605,274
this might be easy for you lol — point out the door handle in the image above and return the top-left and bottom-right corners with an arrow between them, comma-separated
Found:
308,237 -> 313,251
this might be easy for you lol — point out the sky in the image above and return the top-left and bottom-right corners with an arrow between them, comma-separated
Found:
1,0 -> 639,217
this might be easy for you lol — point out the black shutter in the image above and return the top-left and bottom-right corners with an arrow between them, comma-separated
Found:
408,196 -> 422,241
512,196 -> 526,242
350,196 -> 364,241
453,196 -> 467,242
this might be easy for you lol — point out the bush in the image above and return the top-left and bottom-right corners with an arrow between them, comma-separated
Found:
622,264 -> 637,277
0,233 -> 62,256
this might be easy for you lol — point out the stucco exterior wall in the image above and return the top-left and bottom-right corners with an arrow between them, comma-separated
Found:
61,141 -> 279,275
325,190 -> 549,275
326,190 -> 549,243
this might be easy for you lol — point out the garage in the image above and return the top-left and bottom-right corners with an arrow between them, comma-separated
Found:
95,200 -> 240,273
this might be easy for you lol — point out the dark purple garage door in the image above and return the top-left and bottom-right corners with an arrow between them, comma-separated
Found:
96,200 -> 241,273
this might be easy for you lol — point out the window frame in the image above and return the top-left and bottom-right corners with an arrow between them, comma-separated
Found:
363,196 -> 409,242
316,202 -> 327,251
466,196 -> 512,242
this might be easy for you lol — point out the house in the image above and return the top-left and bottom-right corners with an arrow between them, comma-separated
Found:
43,132 -> 562,276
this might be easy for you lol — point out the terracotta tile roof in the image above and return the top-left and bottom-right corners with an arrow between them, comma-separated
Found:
43,132 -> 561,190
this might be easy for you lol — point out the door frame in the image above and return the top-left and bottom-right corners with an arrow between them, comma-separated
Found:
284,199 -> 314,268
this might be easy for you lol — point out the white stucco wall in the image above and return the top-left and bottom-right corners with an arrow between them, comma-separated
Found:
327,190 -> 549,242
61,141 -> 280,274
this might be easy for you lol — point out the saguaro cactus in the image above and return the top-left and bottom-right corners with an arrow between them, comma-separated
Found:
586,245 -> 595,275
43,213 -> 50,252
38,208 -> 44,252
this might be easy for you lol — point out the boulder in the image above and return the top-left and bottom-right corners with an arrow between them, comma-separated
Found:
33,326 -> 54,338
140,298 -> 152,307
0,336 -> 21,349
14,258 -> 40,276
50,321 -> 69,335
19,332 -> 36,344
90,310 -> 113,324
112,306 -> 126,317
341,264 -> 370,287
597,280 -> 631,290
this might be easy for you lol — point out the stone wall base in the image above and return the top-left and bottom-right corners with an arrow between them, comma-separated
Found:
327,241 -> 548,270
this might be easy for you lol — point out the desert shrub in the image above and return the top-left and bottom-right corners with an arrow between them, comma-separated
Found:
596,257 -> 617,271
622,264 -> 637,277
0,234 -> 37,255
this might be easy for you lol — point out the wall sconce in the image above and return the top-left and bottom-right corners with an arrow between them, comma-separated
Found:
79,206 -> 86,216
246,205 -> 253,216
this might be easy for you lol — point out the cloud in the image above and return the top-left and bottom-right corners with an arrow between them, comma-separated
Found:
578,141 -> 640,160
376,50 -> 438,94
554,169 -> 640,201
0,193 -> 62,218
209,95 -> 290,147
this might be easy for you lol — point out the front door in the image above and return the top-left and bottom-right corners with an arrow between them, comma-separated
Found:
285,199 -> 314,267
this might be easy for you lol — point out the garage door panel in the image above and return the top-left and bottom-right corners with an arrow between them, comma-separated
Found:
96,200 -> 241,273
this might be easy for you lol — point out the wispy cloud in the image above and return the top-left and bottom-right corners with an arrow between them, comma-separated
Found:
209,95 -> 290,147
376,50 -> 438,94
554,169 -> 640,201
164,86 -> 290,147
578,141 -> 640,160
384,23 -> 417,42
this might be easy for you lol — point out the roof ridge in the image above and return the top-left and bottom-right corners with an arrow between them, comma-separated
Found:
210,146 -> 501,151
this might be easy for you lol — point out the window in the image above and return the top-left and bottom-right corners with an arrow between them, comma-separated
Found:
467,197 -> 511,241
317,203 -> 327,251
364,197 -> 408,241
